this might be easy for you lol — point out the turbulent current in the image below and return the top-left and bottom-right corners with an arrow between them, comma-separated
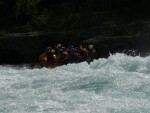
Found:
1,53 -> 150,113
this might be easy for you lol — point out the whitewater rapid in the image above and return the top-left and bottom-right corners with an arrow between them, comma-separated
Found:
1,53 -> 150,113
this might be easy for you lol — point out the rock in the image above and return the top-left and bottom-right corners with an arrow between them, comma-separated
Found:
83,35 -> 136,57
1,21 -> 150,64
0,32 -> 68,64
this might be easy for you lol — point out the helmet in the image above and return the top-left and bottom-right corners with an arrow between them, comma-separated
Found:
53,55 -> 57,60
88,45 -> 93,50
69,46 -> 75,52
57,44 -> 61,48
69,45 -> 74,49
45,46 -> 51,52
51,49 -> 55,54
63,51 -> 68,55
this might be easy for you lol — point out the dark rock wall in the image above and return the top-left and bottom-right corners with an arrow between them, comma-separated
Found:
0,22 -> 150,64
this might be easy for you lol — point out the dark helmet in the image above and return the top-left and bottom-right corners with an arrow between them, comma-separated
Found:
45,46 -> 51,52
69,46 -> 76,53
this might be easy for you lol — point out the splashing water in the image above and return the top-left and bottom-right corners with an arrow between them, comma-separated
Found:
1,53 -> 150,113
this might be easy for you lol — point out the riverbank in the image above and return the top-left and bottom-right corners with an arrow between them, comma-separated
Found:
0,21 -> 150,64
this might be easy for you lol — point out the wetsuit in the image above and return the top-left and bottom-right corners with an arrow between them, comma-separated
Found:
78,45 -> 88,62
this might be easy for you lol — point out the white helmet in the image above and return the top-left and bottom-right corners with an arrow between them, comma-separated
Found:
57,44 -> 61,48
88,45 -> 93,50
53,55 -> 57,60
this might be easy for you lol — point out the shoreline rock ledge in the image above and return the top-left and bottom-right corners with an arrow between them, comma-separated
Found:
1,24 -> 150,64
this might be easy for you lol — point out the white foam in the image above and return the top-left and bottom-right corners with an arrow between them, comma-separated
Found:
1,53 -> 150,113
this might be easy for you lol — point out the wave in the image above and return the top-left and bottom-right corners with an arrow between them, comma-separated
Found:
1,53 -> 150,113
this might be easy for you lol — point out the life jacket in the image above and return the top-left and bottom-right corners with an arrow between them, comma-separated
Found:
68,48 -> 81,63
78,48 -> 88,61
56,51 -> 69,65
47,49 -> 56,63
39,53 -> 47,61
39,53 -> 49,67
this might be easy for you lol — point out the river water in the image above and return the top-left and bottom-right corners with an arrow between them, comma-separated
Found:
1,53 -> 150,113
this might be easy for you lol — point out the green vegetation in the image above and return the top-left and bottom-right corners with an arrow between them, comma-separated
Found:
0,0 -> 150,33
